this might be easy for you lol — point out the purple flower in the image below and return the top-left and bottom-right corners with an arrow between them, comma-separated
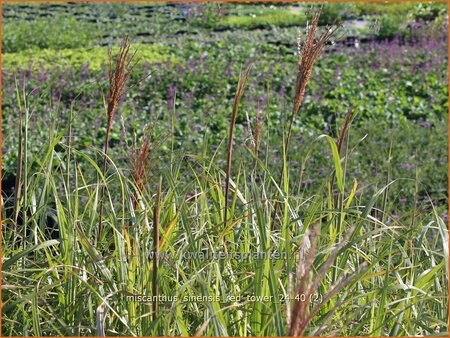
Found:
399,162 -> 414,172
188,58 -> 196,71
302,178 -> 313,185
176,64 -> 186,77
277,86 -> 286,102
353,169 -> 362,175
419,120 -> 432,129
224,63 -> 232,77
167,83 -> 177,112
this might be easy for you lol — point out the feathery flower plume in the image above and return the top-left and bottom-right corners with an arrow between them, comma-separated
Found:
289,223 -> 367,336
98,37 -> 136,239
106,37 -> 136,152
286,10 -> 341,151
129,125 -> 154,210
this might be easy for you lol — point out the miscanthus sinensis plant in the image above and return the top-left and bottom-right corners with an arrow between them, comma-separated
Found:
2,9 -> 448,337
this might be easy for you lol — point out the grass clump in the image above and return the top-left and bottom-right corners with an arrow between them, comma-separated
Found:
1,6 -> 448,337
2,17 -> 99,53
216,11 -> 307,31
355,2 -> 417,16
2,44 -> 176,72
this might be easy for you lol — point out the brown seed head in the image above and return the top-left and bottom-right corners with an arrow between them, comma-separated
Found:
292,11 -> 341,116
129,126 -> 154,209
107,37 -> 136,133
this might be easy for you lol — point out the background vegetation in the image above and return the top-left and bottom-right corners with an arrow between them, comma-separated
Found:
2,2 -> 448,336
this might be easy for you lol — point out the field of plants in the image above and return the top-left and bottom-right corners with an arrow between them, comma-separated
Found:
1,2 -> 448,336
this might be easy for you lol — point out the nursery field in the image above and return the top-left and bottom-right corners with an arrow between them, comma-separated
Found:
1,2 -> 449,336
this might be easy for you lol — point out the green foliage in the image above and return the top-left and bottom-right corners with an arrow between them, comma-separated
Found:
2,17 -> 99,53
319,3 -> 360,24
2,105 -> 447,335
216,11 -> 307,30
2,44 -> 178,71
355,2 -> 417,16
1,2 -> 448,336
412,2 -> 448,21
376,14 -> 408,40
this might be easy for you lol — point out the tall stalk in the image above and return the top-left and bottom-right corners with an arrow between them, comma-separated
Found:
13,81 -> 24,227
98,37 -> 135,241
283,11 -> 341,180
224,65 -> 252,228
273,10 -> 341,232
152,178 -> 162,321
